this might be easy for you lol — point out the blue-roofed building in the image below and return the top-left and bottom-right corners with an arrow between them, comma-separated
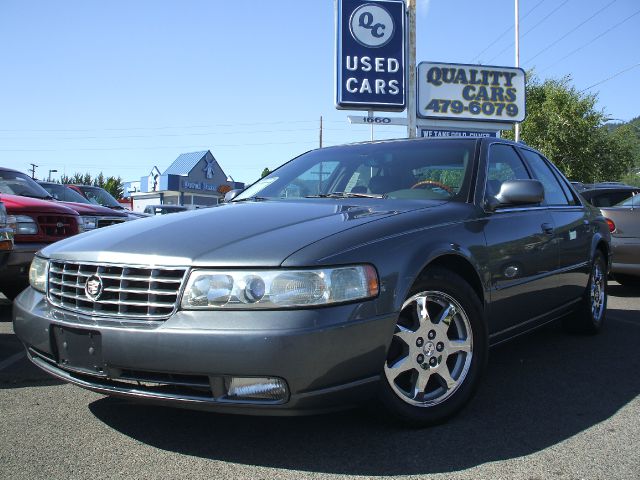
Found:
125,150 -> 244,213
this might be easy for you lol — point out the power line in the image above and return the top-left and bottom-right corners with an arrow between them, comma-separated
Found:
469,0 -> 548,63
525,0 -> 617,65
0,126 -> 365,141
539,8 -> 640,73
0,119 -> 322,133
580,62 -> 640,92
486,0 -> 571,64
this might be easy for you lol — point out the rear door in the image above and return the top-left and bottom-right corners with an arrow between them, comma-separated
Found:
519,148 -> 591,303
480,143 -> 558,337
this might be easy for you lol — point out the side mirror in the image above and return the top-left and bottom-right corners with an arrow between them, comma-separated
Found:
223,189 -> 242,203
486,179 -> 544,211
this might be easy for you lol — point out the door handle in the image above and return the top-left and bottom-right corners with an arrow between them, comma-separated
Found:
541,223 -> 554,235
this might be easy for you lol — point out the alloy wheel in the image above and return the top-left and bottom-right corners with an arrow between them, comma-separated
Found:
384,290 -> 473,407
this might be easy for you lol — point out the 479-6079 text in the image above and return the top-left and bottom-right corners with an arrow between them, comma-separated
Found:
425,99 -> 519,117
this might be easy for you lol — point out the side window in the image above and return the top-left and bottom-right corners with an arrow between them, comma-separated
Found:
485,144 -> 531,199
520,150 -> 570,206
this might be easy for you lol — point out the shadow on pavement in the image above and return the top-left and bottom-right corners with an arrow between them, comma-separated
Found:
608,282 -> 640,298
89,307 -> 640,476
0,332 -> 63,389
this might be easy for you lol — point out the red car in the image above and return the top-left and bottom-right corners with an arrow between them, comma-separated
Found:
38,181 -> 129,229
0,169 -> 128,299
0,192 -> 80,299
67,184 -> 148,219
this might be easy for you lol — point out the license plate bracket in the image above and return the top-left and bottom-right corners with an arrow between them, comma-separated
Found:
52,326 -> 105,376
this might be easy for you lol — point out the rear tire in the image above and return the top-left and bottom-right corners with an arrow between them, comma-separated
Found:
563,250 -> 607,334
379,267 -> 487,427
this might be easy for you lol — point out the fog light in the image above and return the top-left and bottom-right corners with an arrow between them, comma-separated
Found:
225,377 -> 288,403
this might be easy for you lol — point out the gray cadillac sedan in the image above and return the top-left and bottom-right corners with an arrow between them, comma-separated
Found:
13,138 -> 610,426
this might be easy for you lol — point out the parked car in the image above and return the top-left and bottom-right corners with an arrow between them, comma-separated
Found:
599,193 -> 640,286
14,138 -> 610,426
0,201 -> 14,275
579,184 -> 640,208
143,204 -> 188,215
67,184 -> 147,219
37,181 -> 129,229
0,175 -> 80,299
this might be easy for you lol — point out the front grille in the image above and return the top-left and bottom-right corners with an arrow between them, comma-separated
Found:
97,217 -> 126,228
38,215 -> 79,238
47,261 -> 187,319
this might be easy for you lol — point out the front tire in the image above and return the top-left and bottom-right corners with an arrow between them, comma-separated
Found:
379,267 -> 487,426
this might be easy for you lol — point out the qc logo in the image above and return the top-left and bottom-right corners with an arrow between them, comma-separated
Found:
349,3 -> 395,48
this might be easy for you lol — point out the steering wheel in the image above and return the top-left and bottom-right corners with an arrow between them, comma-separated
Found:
410,180 -> 454,195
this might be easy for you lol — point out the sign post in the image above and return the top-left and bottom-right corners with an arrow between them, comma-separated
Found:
335,0 -> 406,111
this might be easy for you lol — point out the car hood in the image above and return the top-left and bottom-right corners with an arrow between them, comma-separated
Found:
0,193 -> 79,215
41,199 -> 443,266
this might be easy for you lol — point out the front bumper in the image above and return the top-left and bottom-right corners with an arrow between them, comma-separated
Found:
13,288 -> 396,415
611,236 -> 640,276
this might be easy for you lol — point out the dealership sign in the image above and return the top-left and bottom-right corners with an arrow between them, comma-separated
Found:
420,129 -> 497,138
417,62 -> 526,123
336,0 -> 406,111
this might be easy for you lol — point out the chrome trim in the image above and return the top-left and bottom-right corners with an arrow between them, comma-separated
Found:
47,260 -> 188,320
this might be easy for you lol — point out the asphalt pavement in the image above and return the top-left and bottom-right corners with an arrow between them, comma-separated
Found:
1,284 -> 639,480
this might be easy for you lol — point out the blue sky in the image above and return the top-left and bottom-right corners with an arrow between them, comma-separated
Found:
1,0 -> 638,185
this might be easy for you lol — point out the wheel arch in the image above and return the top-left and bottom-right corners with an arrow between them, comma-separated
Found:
591,233 -> 611,271
397,250 -> 487,312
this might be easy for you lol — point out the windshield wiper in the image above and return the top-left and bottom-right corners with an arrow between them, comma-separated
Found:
21,193 -> 53,200
232,196 -> 269,203
306,192 -> 386,199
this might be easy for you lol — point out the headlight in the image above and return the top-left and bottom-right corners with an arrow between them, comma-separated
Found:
13,215 -> 38,235
79,216 -> 98,232
29,256 -> 49,293
181,265 -> 379,309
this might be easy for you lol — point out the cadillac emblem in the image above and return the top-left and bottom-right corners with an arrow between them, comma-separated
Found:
85,275 -> 103,301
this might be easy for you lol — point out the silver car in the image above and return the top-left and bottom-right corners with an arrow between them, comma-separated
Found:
600,192 -> 640,286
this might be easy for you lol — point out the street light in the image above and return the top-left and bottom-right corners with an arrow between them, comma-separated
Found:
48,169 -> 58,181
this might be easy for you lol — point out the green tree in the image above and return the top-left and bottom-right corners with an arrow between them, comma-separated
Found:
68,172 -> 91,184
610,116 -> 640,186
261,167 -> 271,178
93,172 -> 106,188
55,171 -> 124,198
103,176 -> 124,199
503,75 -> 637,183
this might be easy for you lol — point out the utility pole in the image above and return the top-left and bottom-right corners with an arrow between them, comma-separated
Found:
319,115 -> 323,148
29,163 -> 38,179
407,0 -> 417,138
514,0 -> 521,142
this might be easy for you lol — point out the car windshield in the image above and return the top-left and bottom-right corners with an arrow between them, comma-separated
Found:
77,186 -> 121,207
614,192 -> 640,207
40,183 -> 91,203
235,139 -> 476,202
0,170 -> 52,199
